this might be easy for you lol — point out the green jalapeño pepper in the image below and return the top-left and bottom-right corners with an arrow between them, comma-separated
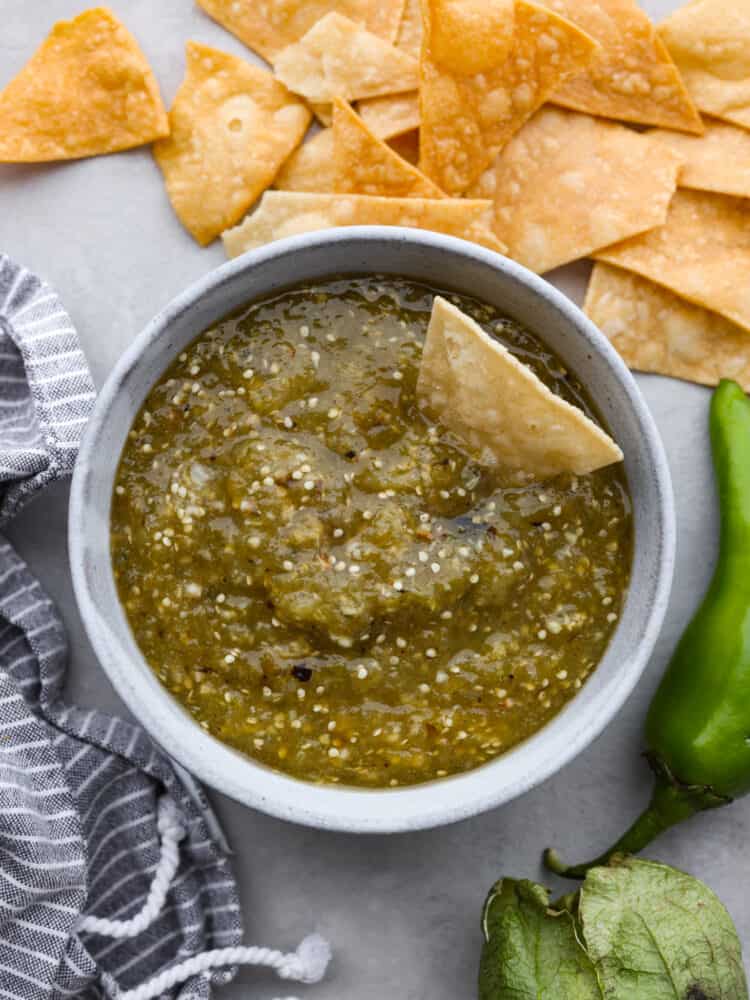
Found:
545,378 -> 750,879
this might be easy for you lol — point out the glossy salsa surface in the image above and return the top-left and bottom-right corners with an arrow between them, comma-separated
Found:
111,276 -> 632,787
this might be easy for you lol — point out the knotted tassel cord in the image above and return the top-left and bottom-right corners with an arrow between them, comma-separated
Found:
116,935 -> 331,1000
76,796 -> 331,1000
77,797 -> 185,939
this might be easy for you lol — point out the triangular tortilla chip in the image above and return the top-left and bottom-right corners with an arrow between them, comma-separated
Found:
659,0 -> 750,131
595,189 -> 750,333
585,262 -> 750,390
357,91 -> 420,139
222,191 -> 507,257
356,0 -> 422,139
395,0 -> 424,59
418,0 -> 598,195
429,0 -> 517,74
197,0 -> 405,62
275,128 -> 336,192
541,0 -> 702,133
650,117 -> 750,199
153,43 -> 310,246
0,7 -> 168,162
332,98 -> 442,197
417,297 -> 622,477
273,13 -> 418,105
467,106 -> 682,273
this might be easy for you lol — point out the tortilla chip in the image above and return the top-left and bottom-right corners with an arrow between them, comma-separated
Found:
650,117 -> 750,199
659,0 -> 750,131
388,129 -> 420,164
273,13 -> 418,105
275,128 -> 336,192
222,191 -> 507,257
430,0 -> 517,74
467,106 -> 682,273
357,91 -> 420,139
0,7 -> 168,162
595,189 -> 750,334
153,43 -> 310,246
356,0 -> 422,140
395,0 -> 424,59
417,297 -> 623,477
196,0 -> 405,62
540,0 -> 702,133
585,262 -> 750,390
332,98 -> 441,197
308,102 -> 334,127
418,0 -> 598,195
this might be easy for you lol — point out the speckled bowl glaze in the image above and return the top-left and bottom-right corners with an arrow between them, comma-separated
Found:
69,228 -> 675,833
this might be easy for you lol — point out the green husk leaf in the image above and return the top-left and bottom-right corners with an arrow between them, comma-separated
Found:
479,878 -> 603,1000
579,857 -> 749,1000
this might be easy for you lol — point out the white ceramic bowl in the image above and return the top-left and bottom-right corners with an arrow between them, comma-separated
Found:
69,228 -> 675,833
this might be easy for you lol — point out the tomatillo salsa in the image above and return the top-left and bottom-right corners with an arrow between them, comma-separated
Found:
110,277 -> 632,787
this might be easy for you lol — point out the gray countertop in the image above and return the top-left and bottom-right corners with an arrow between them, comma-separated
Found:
1,1 -> 747,997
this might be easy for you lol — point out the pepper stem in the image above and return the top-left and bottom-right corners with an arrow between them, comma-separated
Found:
543,755 -> 728,879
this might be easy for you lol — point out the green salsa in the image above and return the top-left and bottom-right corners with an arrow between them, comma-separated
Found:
111,276 -> 632,787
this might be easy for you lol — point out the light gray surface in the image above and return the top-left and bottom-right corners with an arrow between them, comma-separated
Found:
0,1 -> 746,997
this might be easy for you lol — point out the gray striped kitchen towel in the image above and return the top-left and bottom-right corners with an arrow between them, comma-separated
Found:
0,256 -> 330,1000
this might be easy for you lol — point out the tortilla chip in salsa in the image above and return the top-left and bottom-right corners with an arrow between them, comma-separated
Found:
417,296 -> 623,476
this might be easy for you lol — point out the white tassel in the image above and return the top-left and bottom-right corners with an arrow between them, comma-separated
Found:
76,796 -> 332,1000
76,797 -> 185,939
116,936 -> 331,1000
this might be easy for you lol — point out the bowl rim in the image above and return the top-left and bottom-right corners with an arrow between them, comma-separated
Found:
69,226 -> 675,833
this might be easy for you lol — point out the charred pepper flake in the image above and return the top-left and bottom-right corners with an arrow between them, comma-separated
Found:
292,664 -> 313,682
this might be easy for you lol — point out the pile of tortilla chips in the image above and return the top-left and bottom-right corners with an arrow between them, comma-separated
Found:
3,0 -> 750,388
